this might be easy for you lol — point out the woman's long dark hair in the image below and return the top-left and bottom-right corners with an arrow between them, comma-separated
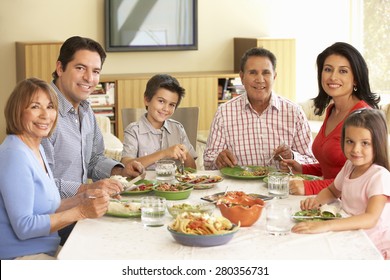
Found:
314,42 -> 380,116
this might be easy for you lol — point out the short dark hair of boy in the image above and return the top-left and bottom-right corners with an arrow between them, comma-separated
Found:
144,74 -> 185,109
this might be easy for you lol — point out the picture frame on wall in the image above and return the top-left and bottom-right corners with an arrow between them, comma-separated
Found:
105,0 -> 198,52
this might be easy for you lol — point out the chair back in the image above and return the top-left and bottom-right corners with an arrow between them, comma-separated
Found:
171,107 -> 199,150
121,108 -> 147,131
121,107 -> 199,150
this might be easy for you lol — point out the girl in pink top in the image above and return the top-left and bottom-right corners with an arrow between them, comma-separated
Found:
292,109 -> 390,259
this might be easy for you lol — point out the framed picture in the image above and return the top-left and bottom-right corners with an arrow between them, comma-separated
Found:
105,0 -> 198,52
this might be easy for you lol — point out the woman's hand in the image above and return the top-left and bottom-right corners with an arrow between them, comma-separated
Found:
279,158 -> 302,174
289,179 -> 305,195
79,189 -> 110,219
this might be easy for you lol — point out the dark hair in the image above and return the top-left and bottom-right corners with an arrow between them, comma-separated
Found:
5,77 -> 58,136
313,42 -> 379,115
144,74 -> 185,109
341,109 -> 389,170
52,36 -> 106,81
240,47 -> 277,72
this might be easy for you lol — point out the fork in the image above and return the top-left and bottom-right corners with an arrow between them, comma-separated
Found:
264,155 -> 274,166
278,155 -> 294,176
178,157 -> 185,175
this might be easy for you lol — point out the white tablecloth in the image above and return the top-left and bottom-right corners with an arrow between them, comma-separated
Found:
57,171 -> 382,260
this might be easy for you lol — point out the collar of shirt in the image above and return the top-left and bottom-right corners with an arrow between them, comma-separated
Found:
138,113 -> 173,135
50,81 -> 90,117
242,91 -> 282,114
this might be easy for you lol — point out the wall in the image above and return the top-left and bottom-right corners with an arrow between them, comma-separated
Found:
0,0 -> 354,142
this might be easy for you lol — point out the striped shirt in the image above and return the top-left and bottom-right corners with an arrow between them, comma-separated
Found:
203,93 -> 317,170
41,82 -> 122,198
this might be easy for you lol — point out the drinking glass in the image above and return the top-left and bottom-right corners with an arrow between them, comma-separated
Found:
141,197 -> 166,227
155,159 -> 176,182
266,203 -> 292,235
268,171 -> 289,198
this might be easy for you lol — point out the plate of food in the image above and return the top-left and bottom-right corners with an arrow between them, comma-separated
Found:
167,212 -> 239,247
121,179 -> 157,195
292,204 -> 342,221
176,174 -> 223,189
153,182 -> 193,200
263,174 -> 322,183
175,167 -> 196,176
106,199 -> 141,218
220,166 -> 271,179
201,191 -> 274,203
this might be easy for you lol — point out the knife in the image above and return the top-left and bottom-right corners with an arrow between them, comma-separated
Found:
111,173 -> 146,197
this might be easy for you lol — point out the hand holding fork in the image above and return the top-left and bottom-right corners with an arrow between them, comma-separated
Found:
278,155 -> 294,176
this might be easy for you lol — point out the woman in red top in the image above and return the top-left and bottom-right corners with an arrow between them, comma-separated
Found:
281,42 -> 380,195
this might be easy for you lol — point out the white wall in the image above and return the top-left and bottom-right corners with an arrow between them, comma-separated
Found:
0,0 -> 355,141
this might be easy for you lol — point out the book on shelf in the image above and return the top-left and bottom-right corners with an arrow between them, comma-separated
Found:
89,82 -> 115,106
220,77 -> 244,100
93,110 -> 115,121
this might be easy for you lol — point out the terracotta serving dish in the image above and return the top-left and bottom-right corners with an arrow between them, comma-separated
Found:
217,191 -> 265,227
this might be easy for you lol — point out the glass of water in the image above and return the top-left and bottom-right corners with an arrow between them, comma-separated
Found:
266,203 -> 292,235
155,159 -> 176,182
268,171 -> 289,198
141,197 -> 166,227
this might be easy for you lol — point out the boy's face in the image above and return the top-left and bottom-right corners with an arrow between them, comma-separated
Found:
144,88 -> 179,129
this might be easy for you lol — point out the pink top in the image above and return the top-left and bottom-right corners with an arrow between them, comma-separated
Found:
302,100 -> 370,195
334,160 -> 390,259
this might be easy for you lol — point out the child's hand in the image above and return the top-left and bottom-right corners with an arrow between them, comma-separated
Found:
166,144 -> 187,160
300,197 -> 321,210
291,221 -> 331,234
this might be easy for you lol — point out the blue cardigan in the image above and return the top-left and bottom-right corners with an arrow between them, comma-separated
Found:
0,135 -> 61,259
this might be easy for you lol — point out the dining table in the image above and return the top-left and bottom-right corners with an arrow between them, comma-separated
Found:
57,170 -> 383,260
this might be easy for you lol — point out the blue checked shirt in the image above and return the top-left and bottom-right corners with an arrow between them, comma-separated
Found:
41,82 -> 123,198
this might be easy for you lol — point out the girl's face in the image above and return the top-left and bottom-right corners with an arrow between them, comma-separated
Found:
22,89 -> 57,140
321,54 -> 355,98
144,88 -> 179,129
344,125 -> 374,173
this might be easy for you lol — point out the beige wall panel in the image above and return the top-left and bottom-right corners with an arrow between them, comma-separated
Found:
16,42 -> 61,82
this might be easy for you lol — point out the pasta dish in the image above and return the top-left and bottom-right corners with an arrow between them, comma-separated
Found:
169,212 -> 238,235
